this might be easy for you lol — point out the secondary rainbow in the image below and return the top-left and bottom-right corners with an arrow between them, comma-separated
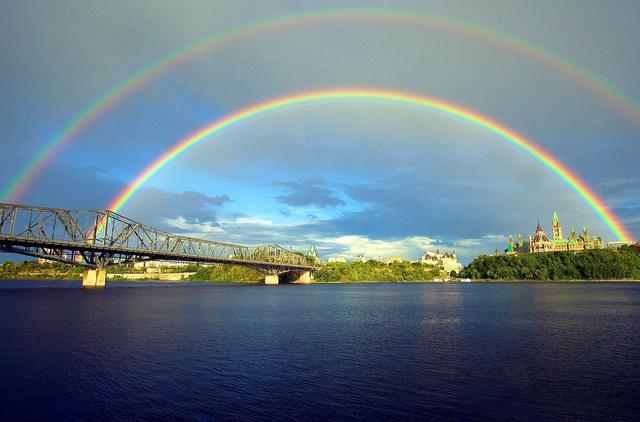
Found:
107,88 -> 632,241
4,8 -> 640,204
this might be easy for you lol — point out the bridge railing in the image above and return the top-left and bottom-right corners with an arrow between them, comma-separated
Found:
0,203 -> 312,267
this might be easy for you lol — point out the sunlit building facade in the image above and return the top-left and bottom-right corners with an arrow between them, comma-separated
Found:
507,211 -> 604,254
420,250 -> 463,274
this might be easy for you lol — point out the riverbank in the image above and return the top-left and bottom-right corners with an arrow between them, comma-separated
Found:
2,258 -> 640,283
461,246 -> 640,281
108,272 -> 196,281
0,273 -> 640,285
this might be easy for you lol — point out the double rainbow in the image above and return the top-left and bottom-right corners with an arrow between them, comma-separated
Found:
107,88 -> 633,241
3,8 -> 640,204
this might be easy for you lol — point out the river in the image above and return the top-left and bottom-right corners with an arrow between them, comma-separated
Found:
0,281 -> 638,420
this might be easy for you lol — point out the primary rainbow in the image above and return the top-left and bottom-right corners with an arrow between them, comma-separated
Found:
4,8 -> 640,204
107,88 -> 632,241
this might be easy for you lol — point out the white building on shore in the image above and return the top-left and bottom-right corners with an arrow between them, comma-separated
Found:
133,260 -> 192,272
419,250 -> 462,274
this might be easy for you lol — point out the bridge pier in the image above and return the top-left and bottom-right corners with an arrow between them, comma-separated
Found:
82,268 -> 106,288
264,274 -> 279,285
294,270 -> 312,284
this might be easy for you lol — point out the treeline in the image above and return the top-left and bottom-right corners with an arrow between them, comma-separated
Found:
2,259 -> 443,282
460,247 -> 640,280
187,261 -> 441,283
108,264 -> 202,274
314,261 -> 440,283
0,260 -> 84,280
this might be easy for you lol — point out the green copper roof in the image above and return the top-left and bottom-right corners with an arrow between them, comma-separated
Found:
552,210 -> 560,224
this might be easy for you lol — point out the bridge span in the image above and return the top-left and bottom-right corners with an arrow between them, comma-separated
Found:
0,203 -> 315,287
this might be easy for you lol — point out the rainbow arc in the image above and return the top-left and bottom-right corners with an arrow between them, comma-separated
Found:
106,88 -> 633,241
3,8 -> 640,204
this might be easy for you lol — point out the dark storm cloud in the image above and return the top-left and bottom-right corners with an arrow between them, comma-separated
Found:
20,165 -> 122,210
335,172 -> 591,240
602,180 -> 640,195
120,188 -> 231,228
19,163 -> 231,231
273,179 -> 345,208
612,206 -> 640,236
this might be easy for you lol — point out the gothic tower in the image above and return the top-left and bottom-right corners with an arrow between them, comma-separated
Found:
552,210 -> 563,241
308,245 -> 318,258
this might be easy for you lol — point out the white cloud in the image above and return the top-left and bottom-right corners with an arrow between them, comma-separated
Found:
163,217 -> 226,237
162,213 -> 509,264
316,235 -> 437,260
233,217 -> 274,226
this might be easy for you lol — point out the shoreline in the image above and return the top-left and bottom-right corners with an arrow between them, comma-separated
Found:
1,278 -> 640,283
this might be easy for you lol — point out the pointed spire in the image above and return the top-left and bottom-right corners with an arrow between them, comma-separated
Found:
536,221 -> 543,232
552,209 -> 560,225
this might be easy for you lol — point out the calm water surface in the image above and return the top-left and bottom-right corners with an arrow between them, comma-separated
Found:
0,281 -> 639,420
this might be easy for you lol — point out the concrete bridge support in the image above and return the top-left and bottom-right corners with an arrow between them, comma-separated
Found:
82,268 -> 106,288
294,270 -> 312,284
264,274 -> 279,285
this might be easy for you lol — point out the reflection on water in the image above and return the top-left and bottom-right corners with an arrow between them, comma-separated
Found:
0,281 -> 639,419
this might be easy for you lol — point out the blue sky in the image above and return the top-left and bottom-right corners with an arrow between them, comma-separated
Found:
1,0 -> 639,263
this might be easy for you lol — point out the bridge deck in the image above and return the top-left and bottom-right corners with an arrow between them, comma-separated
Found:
0,203 -> 315,272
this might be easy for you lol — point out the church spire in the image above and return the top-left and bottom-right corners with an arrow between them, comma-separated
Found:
570,228 -> 577,241
551,210 -> 563,241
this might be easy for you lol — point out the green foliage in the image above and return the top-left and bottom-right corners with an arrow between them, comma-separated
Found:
0,260 -> 84,280
303,254 -> 319,265
188,265 -> 263,282
314,261 -> 440,282
179,264 -> 201,273
108,264 -> 146,274
459,247 -> 640,280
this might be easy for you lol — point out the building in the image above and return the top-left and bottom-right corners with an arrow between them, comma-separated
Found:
420,249 -> 462,274
307,245 -> 323,263
608,241 -> 635,249
379,256 -> 405,265
507,210 -> 604,254
133,260 -> 191,272
353,255 -> 367,263
328,257 -> 347,263
37,250 -> 80,264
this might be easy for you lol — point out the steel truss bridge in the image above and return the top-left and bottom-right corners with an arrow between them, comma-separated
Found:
0,203 -> 315,286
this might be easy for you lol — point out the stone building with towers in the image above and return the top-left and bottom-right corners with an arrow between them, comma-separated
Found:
506,210 -> 604,255
420,249 -> 463,274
